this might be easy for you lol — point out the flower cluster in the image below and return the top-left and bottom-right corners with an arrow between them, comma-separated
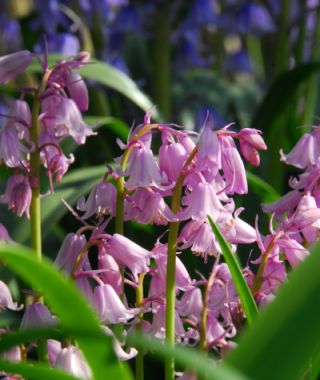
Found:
0,49 -> 94,218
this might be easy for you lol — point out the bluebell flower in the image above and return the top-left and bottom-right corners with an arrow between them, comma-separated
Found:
34,33 -> 80,55
225,49 -> 252,74
0,16 -> 22,52
235,2 -> 275,34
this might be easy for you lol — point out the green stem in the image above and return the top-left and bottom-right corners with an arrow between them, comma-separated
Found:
29,70 -> 51,362
165,147 -> 198,380
152,0 -> 171,119
274,0 -> 290,77
135,273 -> 145,380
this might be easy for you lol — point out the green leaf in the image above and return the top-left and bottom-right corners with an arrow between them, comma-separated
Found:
28,54 -> 155,113
251,62 -> 320,132
207,215 -> 259,325
246,171 -> 280,203
0,360 -> 80,380
84,116 -> 129,141
127,333 -> 249,380
226,241 -> 320,380
0,243 -> 132,380
12,165 -> 107,243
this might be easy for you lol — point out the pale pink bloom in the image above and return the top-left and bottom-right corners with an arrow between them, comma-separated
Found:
74,277 -> 95,308
145,304 -> 185,340
20,303 -> 56,329
260,257 -> 287,293
177,288 -> 203,322
54,233 -> 87,274
77,182 -> 116,219
98,246 -> 122,294
67,71 -> 88,111
289,207 -> 320,231
177,371 -> 197,380
206,315 -> 227,346
153,243 -> 192,292
220,211 -> 256,244
220,135 -> 248,194
179,220 -> 222,260
54,346 -> 92,380
180,182 -> 224,221
0,281 -> 21,310
280,237 -> 309,268
262,190 -> 302,216
0,345 -> 21,362
238,128 -> 267,166
94,284 -> 139,324
42,96 -> 94,144
125,188 -> 174,224
159,142 -> 188,183
0,50 -> 33,83
280,133 -> 319,168
2,174 -> 32,218
124,144 -> 166,190
102,326 -> 138,361
47,339 -> 62,366
198,127 -> 221,168
107,234 -> 151,281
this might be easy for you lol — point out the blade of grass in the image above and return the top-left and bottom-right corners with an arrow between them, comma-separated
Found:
207,215 -> 259,325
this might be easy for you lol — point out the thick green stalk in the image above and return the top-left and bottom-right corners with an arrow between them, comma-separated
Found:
273,0 -> 290,77
152,0 -> 171,119
165,147 -> 198,380
29,70 -> 51,362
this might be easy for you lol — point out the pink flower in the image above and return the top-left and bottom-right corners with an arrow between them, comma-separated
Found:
238,128 -> 267,166
124,144 -> 166,190
159,142 -> 188,183
220,135 -> 248,194
54,346 -> 92,380
0,281 -> 21,310
180,182 -> 224,221
2,174 -> 32,218
0,50 -> 33,83
0,224 -> 11,241
77,182 -> 116,219
98,246 -> 122,294
94,284 -> 139,324
67,71 -> 89,112
280,133 -> 319,168
262,190 -> 302,217
54,233 -> 87,274
198,127 -> 221,169
125,188 -> 174,224
20,303 -> 56,329
277,237 -> 309,268
107,234 -> 151,281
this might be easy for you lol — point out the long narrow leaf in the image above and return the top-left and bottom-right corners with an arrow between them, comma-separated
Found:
127,333 -> 249,380
207,215 -> 259,325
226,241 -> 320,380
246,171 -> 280,203
0,243 -> 131,380
0,360 -> 79,380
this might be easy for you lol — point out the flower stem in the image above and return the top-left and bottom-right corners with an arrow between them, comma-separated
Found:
165,147 -> 198,380
135,273 -> 145,380
29,70 -> 51,362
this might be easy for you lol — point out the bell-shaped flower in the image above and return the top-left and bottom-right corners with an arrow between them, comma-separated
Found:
180,182 -> 224,221
67,71 -> 88,111
77,182 -> 116,219
54,346 -> 92,380
124,143 -> 166,190
94,284 -> 139,324
198,126 -> 221,169
260,257 -> 287,293
280,133 -> 319,169
179,220 -> 222,260
145,304 -> 185,341
262,190 -> 302,217
277,237 -> 309,268
102,325 -> 138,361
107,234 -> 151,281
177,288 -> 203,323
159,142 -> 188,183
20,303 -> 56,329
220,209 -> 256,244
0,281 -> 21,310
54,233 -> 87,274
0,50 -> 33,84
125,188 -> 175,224
153,243 -> 192,292
98,246 -> 122,294
220,135 -> 247,194
47,339 -> 62,366
2,174 -> 32,218
0,223 -> 11,241
206,315 -> 227,347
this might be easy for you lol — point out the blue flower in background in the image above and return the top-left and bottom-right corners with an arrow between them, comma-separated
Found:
0,16 -> 22,52
225,49 -> 252,74
234,2 -> 275,34
34,33 -> 80,55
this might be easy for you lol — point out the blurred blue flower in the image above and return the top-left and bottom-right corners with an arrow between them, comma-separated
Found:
34,33 -> 80,55
234,2 -> 275,34
0,16 -> 22,52
225,49 -> 252,74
